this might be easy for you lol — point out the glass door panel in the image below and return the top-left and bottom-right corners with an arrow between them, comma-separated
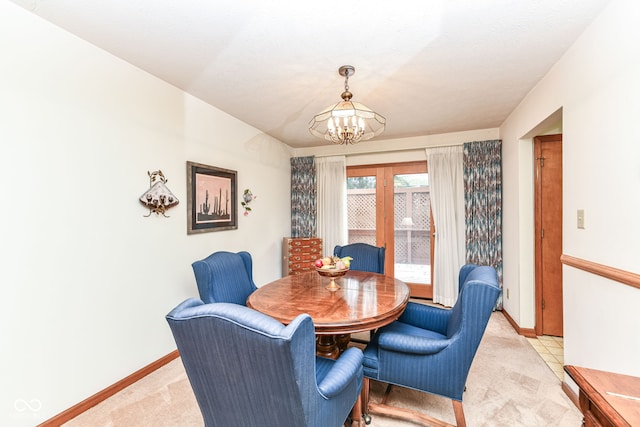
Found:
393,173 -> 431,286
346,175 -> 377,246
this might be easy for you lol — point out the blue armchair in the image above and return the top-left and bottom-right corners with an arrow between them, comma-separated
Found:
361,264 -> 501,426
167,299 -> 364,427
334,243 -> 385,274
192,251 -> 257,305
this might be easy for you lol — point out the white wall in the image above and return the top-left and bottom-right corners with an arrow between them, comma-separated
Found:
0,2 -> 291,425
500,0 -> 640,377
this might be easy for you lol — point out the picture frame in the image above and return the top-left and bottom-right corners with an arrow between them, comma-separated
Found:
186,161 -> 237,234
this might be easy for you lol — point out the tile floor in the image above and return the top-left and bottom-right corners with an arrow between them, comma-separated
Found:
526,335 -> 565,380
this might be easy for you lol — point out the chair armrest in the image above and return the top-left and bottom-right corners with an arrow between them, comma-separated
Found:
317,347 -> 363,398
378,330 -> 450,355
398,302 -> 452,335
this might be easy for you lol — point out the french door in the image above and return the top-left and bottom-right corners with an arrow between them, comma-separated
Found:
346,161 -> 433,298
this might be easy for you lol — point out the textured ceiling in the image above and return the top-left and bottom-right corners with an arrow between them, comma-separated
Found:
11,0 -> 610,148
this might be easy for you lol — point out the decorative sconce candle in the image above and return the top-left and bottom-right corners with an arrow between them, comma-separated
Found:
139,170 -> 179,217
241,189 -> 256,216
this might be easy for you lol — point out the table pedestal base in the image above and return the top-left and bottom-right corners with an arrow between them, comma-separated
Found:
315,334 -> 352,359
337,334 -> 351,352
316,335 -> 340,359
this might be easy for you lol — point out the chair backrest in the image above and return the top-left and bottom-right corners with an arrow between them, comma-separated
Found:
333,243 -> 385,274
191,251 -> 257,305
446,265 -> 501,342
166,299 -> 317,427
457,263 -> 478,292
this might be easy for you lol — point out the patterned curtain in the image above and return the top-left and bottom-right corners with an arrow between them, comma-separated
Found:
290,156 -> 316,238
463,140 -> 503,309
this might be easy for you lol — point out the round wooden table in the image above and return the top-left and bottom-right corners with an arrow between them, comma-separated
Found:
247,270 -> 410,358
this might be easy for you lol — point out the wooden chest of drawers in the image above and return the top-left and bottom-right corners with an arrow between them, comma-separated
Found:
282,237 -> 322,276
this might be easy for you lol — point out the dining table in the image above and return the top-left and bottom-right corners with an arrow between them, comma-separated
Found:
246,269 -> 411,359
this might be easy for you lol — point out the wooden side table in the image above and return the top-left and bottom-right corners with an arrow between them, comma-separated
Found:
565,365 -> 640,426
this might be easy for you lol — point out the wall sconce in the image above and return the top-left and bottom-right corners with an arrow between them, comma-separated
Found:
139,170 -> 179,217
241,189 -> 256,216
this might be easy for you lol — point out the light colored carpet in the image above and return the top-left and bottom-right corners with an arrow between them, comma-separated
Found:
63,312 -> 582,426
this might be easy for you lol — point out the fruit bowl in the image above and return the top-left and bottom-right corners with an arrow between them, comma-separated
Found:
315,267 -> 349,278
316,267 -> 349,291
314,255 -> 353,291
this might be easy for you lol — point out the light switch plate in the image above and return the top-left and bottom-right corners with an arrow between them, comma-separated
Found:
577,209 -> 585,229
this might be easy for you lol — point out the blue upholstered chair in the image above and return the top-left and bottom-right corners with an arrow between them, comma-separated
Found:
191,251 -> 257,305
361,264 -> 501,426
166,299 -> 364,427
333,243 -> 385,274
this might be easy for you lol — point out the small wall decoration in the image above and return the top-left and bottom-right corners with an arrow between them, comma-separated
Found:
139,170 -> 179,217
241,189 -> 256,216
186,161 -> 238,234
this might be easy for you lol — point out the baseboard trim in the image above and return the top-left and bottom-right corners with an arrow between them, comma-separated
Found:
501,309 -> 537,338
37,349 -> 180,427
561,379 -> 580,409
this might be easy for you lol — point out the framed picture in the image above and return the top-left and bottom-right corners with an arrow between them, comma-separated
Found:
186,161 -> 237,234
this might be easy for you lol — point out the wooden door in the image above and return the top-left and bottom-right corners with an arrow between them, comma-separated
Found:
534,134 -> 563,336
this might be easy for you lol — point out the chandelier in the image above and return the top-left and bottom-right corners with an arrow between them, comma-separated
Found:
309,65 -> 386,145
